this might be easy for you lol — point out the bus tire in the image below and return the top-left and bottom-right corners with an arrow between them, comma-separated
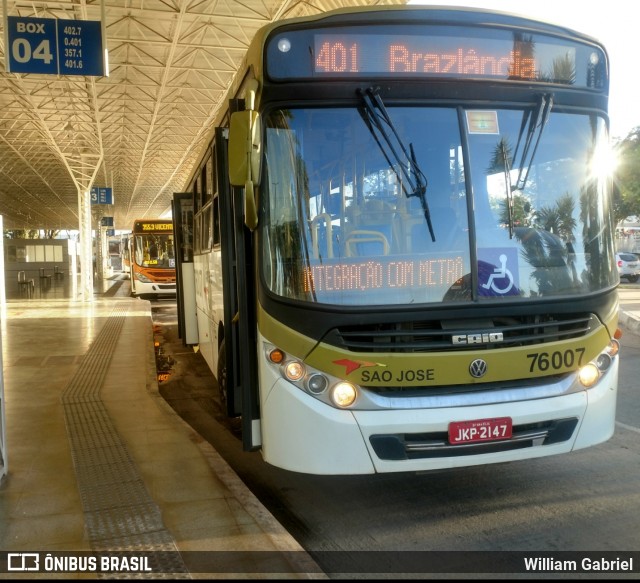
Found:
217,340 -> 229,416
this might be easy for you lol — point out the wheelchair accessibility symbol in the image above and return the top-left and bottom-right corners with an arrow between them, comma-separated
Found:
481,253 -> 514,294
478,248 -> 519,296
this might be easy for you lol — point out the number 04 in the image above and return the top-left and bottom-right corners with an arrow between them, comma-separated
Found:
12,38 -> 54,64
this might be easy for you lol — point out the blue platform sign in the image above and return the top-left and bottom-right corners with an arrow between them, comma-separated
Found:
6,16 -> 105,76
90,187 -> 113,205
6,17 -> 56,74
101,216 -> 114,227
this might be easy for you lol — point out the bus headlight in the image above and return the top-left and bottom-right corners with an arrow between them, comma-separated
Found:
284,361 -> 305,382
307,374 -> 328,394
578,363 -> 600,388
577,336 -> 619,388
265,343 -> 361,409
331,382 -> 357,408
595,353 -> 612,372
135,272 -> 152,283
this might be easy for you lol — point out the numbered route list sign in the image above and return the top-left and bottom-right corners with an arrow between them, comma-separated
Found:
90,187 -> 113,205
6,16 -> 106,76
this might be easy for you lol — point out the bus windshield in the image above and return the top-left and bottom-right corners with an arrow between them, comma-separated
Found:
134,233 -> 175,269
261,105 -> 617,306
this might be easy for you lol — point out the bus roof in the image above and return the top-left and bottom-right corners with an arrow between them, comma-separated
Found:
220,5 -> 607,121
244,4 -> 607,81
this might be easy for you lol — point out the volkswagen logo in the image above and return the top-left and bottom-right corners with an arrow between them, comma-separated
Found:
469,359 -> 488,378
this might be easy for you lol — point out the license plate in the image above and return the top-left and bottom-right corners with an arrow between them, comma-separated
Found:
448,417 -> 512,445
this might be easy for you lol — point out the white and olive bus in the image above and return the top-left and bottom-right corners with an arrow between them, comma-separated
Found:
174,5 -> 620,475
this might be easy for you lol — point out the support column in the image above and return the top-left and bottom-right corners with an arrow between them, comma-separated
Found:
0,215 -> 6,480
77,187 -> 94,302
0,301 -> 6,481
100,223 -> 109,279
0,215 -> 5,309
93,207 -> 104,285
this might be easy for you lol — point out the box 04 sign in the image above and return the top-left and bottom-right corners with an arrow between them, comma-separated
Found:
6,17 -> 106,76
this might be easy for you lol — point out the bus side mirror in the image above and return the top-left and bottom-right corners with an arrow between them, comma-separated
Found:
229,110 -> 261,230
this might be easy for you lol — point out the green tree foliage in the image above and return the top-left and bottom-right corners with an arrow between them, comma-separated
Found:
499,193 -> 534,228
535,193 -> 576,242
614,127 -> 640,222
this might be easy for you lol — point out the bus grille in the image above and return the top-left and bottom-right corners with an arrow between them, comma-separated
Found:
327,313 -> 595,353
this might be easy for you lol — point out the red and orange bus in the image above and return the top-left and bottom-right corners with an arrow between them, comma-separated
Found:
129,219 -> 176,298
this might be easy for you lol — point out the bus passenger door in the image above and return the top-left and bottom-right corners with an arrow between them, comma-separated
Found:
172,192 -> 198,345
216,126 -> 261,451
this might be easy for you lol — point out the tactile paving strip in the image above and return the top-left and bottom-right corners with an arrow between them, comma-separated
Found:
61,304 -> 190,578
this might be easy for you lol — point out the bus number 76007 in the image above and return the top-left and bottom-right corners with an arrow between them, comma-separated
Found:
527,348 -> 586,373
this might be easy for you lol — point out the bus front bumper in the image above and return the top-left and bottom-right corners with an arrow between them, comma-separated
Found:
259,360 -> 618,475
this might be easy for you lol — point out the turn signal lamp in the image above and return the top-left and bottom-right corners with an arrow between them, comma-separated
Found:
268,348 -> 285,364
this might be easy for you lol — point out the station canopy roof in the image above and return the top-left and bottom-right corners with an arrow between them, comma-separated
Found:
0,0 -> 403,233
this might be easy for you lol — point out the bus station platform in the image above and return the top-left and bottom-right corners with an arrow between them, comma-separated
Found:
0,276 -> 322,579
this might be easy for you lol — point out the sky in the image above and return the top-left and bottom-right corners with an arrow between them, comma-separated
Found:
408,0 -> 637,140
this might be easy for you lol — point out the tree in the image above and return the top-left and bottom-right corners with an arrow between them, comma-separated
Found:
2,229 -> 60,239
3,229 -> 39,239
614,127 -> 640,223
535,193 -> 576,242
500,193 -> 534,228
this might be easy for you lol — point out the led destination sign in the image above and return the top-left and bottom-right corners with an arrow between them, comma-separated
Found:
314,34 -> 545,79
303,255 -> 464,294
133,222 -> 172,233
266,24 -> 607,89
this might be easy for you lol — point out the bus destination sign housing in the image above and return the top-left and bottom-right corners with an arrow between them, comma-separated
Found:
266,23 -> 607,90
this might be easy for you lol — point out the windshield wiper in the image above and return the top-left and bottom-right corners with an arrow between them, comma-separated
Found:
357,86 -> 435,242
499,139 -> 515,239
502,93 -> 553,239
511,93 -> 554,193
